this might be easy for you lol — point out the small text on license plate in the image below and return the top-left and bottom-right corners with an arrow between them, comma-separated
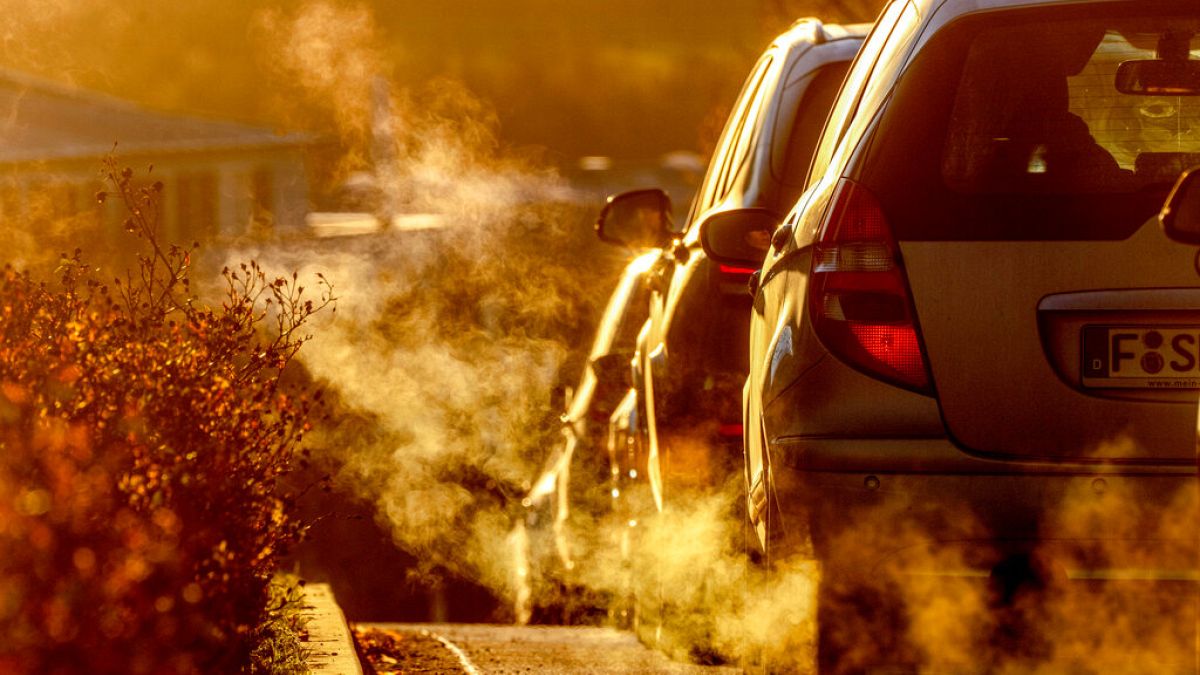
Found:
1082,326 -> 1200,389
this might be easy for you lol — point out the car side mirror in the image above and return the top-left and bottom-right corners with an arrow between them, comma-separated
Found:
590,351 -> 633,389
698,207 -> 779,267
1161,168 -> 1200,245
596,189 -> 673,249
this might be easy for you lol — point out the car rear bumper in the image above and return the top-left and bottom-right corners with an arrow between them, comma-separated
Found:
770,436 -> 1199,579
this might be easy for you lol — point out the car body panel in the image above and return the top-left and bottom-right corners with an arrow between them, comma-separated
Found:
903,222 -> 1200,463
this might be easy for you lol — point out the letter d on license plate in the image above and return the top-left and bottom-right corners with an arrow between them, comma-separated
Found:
1082,326 -> 1200,389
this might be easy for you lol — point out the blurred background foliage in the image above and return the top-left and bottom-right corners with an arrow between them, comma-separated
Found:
0,0 -> 885,164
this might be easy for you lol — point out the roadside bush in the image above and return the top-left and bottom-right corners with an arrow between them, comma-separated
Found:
0,162 -> 330,673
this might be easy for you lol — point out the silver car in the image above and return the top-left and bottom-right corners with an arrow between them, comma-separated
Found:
705,0 -> 1200,671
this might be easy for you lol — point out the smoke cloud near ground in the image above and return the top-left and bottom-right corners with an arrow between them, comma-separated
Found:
533,455 -> 1198,671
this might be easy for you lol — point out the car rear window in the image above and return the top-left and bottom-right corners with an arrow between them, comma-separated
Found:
861,1 -> 1200,241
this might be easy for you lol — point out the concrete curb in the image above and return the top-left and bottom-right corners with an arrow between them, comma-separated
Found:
301,583 -> 364,674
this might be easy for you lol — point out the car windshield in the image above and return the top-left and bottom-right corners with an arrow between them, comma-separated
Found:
862,3 -> 1200,241
943,19 -> 1200,195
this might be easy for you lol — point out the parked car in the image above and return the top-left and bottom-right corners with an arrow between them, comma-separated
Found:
595,17 -> 867,656
706,0 -> 1200,671
520,247 -> 662,623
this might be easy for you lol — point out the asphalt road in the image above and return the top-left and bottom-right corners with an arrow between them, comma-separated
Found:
356,623 -> 741,674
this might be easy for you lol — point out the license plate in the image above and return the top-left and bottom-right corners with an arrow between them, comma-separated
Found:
1082,326 -> 1200,389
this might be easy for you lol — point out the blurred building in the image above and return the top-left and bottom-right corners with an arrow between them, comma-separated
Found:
0,68 -> 312,246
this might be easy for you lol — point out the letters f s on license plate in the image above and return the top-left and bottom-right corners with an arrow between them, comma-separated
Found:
1082,327 -> 1200,389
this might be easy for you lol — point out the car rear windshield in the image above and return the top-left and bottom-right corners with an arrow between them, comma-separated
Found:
860,1 -> 1200,241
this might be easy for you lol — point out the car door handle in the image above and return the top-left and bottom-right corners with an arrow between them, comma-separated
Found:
747,269 -> 762,297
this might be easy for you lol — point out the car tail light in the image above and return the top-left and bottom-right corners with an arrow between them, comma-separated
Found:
718,263 -> 757,275
717,262 -> 755,296
718,423 -> 743,438
718,262 -> 756,281
809,179 -> 931,393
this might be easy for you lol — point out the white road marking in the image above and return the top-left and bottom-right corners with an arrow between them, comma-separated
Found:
433,632 -> 484,675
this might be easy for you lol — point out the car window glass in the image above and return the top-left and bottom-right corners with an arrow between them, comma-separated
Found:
690,54 -> 775,224
772,61 -> 851,209
805,0 -> 907,191
944,23 -> 1200,194
721,56 -> 777,201
863,4 -> 1200,241
714,56 -> 775,210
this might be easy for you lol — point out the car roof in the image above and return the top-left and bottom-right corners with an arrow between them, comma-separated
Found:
922,0 -> 1181,26
680,19 -> 866,245
771,18 -> 871,53
908,0 -> 1187,70
925,0 -> 1137,14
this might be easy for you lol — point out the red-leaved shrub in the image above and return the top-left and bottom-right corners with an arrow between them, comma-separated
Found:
0,162 -> 331,673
